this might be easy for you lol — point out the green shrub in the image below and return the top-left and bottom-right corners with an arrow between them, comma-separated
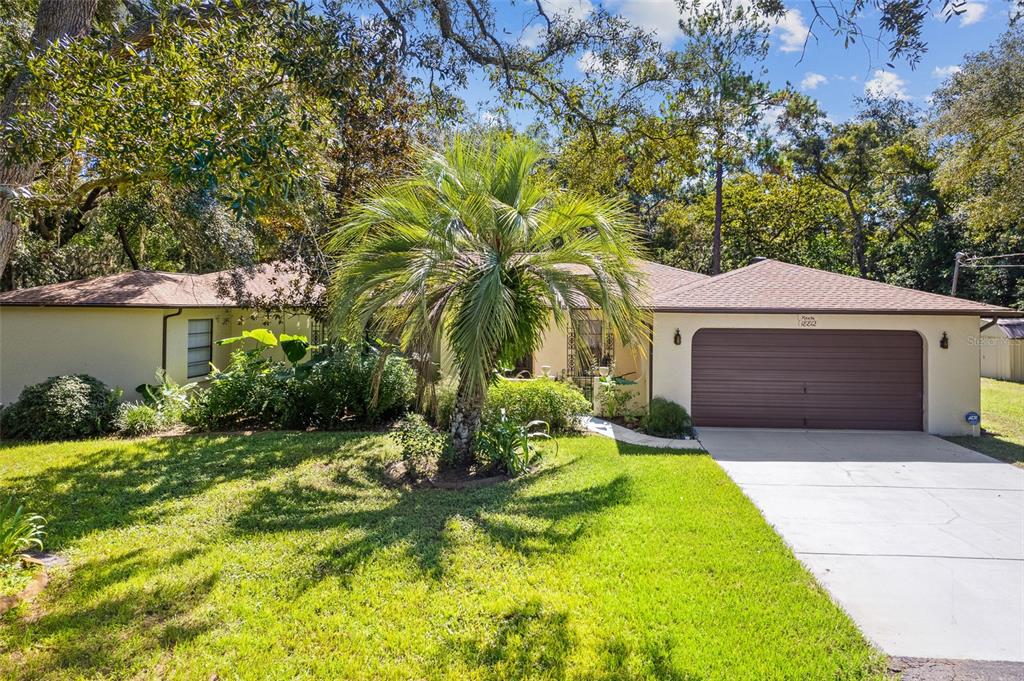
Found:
392,413 -> 450,468
644,397 -> 691,437
300,345 -> 416,428
0,499 -> 45,557
482,378 -> 590,433
0,374 -> 120,441
183,343 -> 416,431
476,411 -> 552,476
135,370 -> 192,426
114,402 -> 162,436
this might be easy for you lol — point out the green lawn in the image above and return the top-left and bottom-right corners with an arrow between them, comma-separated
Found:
948,378 -> 1024,467
0,432 -> 884,680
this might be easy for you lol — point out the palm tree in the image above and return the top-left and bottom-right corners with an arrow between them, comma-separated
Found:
329,133 -> 647,463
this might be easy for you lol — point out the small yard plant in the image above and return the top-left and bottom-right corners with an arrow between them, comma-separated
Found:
0,499 -> 45,557
392,413 -> 451,472
645,397 -> 691,437
0,374 -> 120,441
597,374 -> 635,419
475,410 -> 553,476
114,403 -> 162,436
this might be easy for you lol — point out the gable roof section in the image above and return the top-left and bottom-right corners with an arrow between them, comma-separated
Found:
652,259 -> 1015,316
0,265 -> 315,308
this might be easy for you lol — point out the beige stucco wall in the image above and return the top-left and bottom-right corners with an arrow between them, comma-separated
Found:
0,306 -> 165,405
979,326 -> 1024,381
651,312 -> 982,436
0,306 -> 313,405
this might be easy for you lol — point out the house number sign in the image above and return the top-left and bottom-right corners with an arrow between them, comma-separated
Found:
798,315 -> 817,328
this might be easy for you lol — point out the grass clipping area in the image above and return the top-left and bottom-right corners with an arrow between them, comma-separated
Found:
0,432 -> 885,680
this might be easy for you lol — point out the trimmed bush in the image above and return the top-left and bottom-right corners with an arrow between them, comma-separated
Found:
645,397 -> 691,437
482,378 -> 591,433
114,403 -> 162,437
0,374 -> 119,441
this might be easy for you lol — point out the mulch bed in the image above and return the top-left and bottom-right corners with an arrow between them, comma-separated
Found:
383,459 -> 513,490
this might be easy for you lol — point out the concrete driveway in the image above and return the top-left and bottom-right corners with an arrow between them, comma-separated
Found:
697,428 -> 1024,663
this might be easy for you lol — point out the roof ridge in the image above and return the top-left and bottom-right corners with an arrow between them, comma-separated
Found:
655,258 -> 769,300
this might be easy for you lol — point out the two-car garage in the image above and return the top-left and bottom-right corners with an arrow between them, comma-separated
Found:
690,329 -> 924,431
648,259 -> 1012,437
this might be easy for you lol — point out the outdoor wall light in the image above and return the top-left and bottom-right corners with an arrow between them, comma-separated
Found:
673,329 -> 682,345
940,332 -> 949,349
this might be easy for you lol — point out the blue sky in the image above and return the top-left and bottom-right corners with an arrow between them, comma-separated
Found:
457,0 -> 1009,123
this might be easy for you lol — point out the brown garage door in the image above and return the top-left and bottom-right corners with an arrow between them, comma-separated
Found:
691,329 -> 923,430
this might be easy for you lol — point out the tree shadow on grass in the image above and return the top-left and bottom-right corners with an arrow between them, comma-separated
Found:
1,546 -> 217,680
0,431 -> 370,549
441,601 -> 704,681
230,459 -> 634,584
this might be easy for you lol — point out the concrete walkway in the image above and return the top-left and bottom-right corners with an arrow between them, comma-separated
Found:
697,428 -> 1024,664
583,417 -> 703,450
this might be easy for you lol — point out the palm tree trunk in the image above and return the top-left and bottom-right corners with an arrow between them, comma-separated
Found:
449,379 -> 485,466
0,0 -> 98,277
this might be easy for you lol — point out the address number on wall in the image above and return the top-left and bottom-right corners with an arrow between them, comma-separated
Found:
798,315 -> 817,327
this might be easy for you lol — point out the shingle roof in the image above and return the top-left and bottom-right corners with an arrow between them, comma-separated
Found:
0,264 -> 317,308
652,259 -> 1016,315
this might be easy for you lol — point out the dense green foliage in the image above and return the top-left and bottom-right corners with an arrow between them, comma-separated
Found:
0,374 -> 119,441
0,432 -> 885,678
391,412 -> 451,469
483,379 -> 592,435
330,133 -> 646,461
183,344 -> 416,431
645,397 -> 692,437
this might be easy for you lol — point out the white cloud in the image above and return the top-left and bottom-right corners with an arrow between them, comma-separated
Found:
864,70 -> 911,100
611,0 -> 684,45
935,1 -> 986,26
800,72 -> 828,90
932,64 -> 962,78
772,9 -> 809,53
576,50 -> 630,77
543,0 -> 594,19
958,1 -> 986,25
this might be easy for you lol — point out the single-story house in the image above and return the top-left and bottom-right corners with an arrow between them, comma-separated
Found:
476,258 -> 1017,436
979,318 -> 1024,381
0,266 -> 317,406
2,257 -> 1018,436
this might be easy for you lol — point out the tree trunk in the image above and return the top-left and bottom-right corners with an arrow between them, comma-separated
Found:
0,0 -> 98,278
842,190 -> 868,277
449,379 -> 485,466
712,159 -> 724,275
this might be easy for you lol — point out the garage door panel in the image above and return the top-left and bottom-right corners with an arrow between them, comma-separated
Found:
691,329 -> 923,431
